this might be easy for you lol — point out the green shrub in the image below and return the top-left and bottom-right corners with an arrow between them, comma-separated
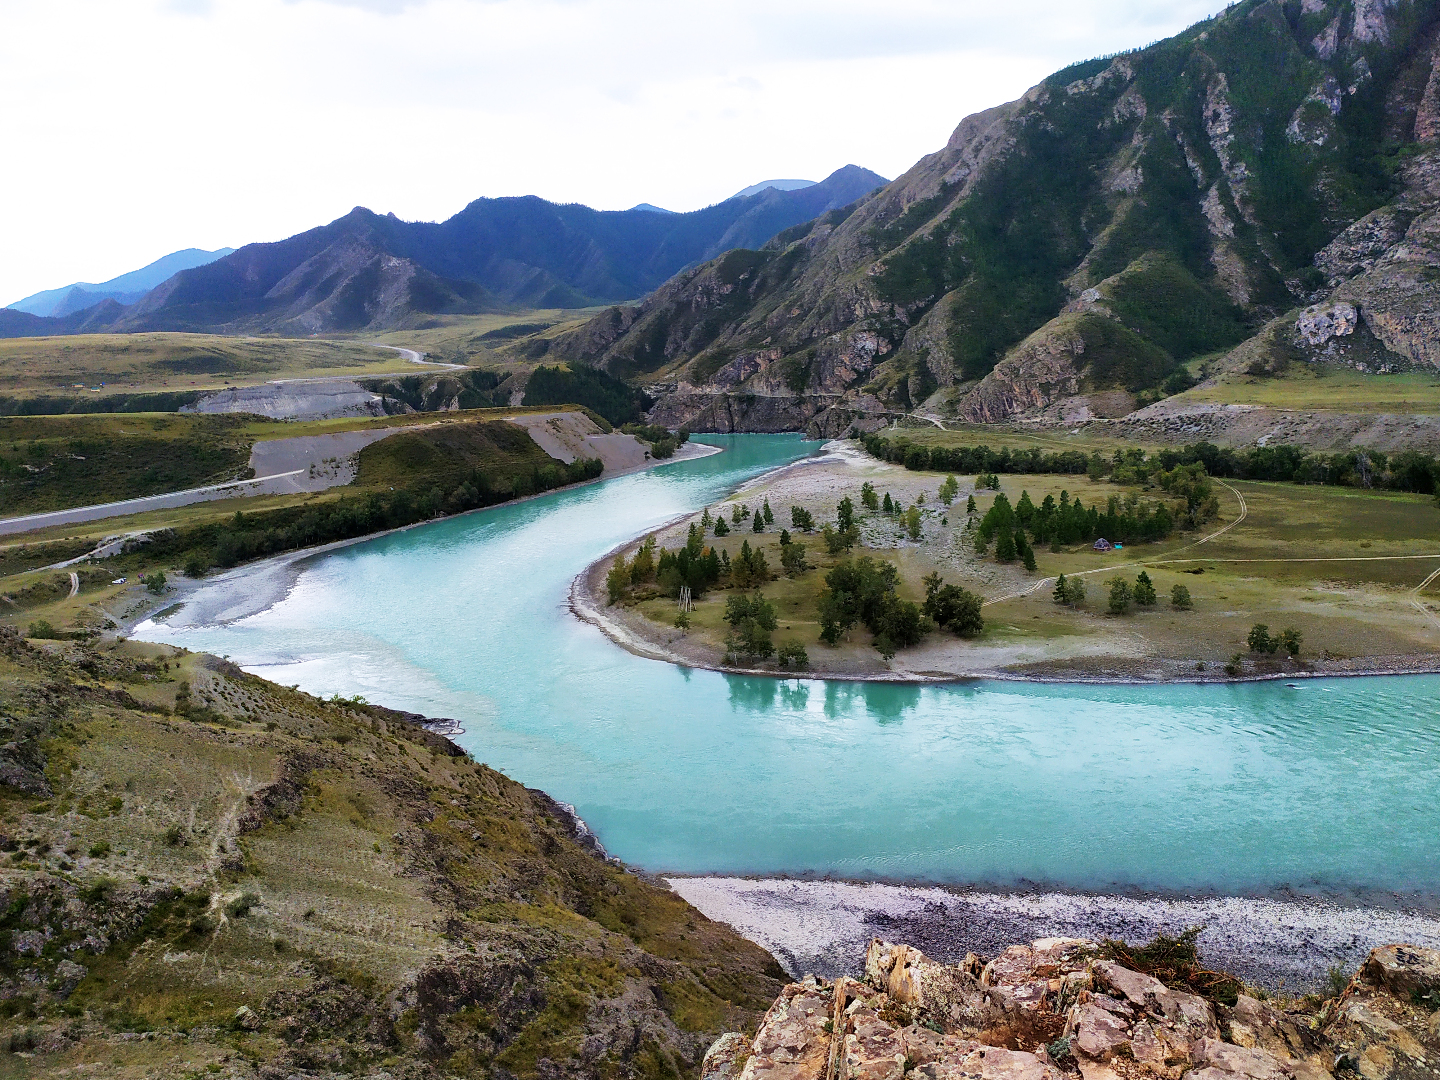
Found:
777,641 -> 810,670
1278,627 -> 1302,656
224,892 -> 260,919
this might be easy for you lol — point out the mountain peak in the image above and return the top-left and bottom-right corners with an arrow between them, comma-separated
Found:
730,178 -> 816,200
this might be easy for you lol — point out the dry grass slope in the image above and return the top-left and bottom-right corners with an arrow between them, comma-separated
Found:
0,631 -> 783,1079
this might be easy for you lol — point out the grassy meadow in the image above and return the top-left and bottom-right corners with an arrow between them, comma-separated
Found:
1180,362 -> 1440,413
357,309 -> 608,369
0,333 -> 417,397
615,456 -> 1440,677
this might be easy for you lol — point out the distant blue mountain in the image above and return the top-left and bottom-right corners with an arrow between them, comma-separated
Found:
629,203 -> 676,214
729,179 -> 816,199
7,247 -> 236,317
4,166 -> 890,336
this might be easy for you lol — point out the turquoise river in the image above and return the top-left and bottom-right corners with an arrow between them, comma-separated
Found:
135,434 -> 1440,896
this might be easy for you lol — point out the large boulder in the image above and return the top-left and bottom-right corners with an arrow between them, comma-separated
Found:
1361,945 -> 1440,998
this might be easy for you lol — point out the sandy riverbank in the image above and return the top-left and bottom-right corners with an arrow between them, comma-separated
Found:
570,442 -> 1440,683
114,437 -> 723,634
665,876 -> 1440,991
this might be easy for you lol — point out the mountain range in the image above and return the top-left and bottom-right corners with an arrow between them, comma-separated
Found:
0,167 -> 887,339
548,0 -> 1440,435
7,247 -> 235,318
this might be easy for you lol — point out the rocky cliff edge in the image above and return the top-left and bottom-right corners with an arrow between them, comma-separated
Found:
702,938 -> 1440,1080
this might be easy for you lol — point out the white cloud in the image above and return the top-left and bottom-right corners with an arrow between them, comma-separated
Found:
1,0 -> 1229,305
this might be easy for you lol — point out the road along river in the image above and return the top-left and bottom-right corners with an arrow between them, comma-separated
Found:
134,434 -> 1440,905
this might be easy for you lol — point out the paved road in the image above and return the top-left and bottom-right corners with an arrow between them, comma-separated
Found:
0,423 -> 425,537
0,470 -> 310,537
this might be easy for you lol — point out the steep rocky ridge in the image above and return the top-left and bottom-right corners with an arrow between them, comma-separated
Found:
703,938 -> 1440,1080
554,0 -> 1440,436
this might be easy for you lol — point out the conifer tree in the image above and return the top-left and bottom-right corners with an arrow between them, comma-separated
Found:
606,555 -> 630,604
1134,570 -> 1157,606
1108,577 -> 1133,614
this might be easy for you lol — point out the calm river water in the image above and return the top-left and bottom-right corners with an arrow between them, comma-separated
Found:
135,434 -> 1440,896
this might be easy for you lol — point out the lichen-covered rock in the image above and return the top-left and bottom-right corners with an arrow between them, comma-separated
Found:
916,1045 -> 1067,1080
866,939 -> 987,1030
739,980 -> 835,1080
1187,1036 -> 1293,1080
1067,1002 -> 1132,1060
1222,994 -> 1314,1063
704,1031 -> 753,1080
1361,944 -> 1440,997
843,1005 -> 909,1080
1296,303 -> 1358,346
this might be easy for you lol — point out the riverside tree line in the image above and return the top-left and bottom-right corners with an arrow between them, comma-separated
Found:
144,456 -> 604,575
860,433 -> 1440,495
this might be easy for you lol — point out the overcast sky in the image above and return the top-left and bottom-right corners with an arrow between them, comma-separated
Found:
2,0 -> 1231,305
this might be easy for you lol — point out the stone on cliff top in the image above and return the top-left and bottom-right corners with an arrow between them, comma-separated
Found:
704,1032 -> 752,1080
916,1045 -> 1067,1080
866,939 -> 987,1031
1067,1002 -> 1133,1061
1189,1036 -> 1293,1080
1224,994 -> 1311,1060
1361,944 -> 1440,997
843,1004 -> 909,1080
714,937 -> 1440,1080
739,982 -> 834,1080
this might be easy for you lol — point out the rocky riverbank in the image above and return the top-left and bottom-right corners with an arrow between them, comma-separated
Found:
701,936 -> 1440,1080
667,878 -> 1440,994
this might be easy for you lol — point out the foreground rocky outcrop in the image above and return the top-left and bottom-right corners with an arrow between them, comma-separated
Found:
702,939 -> 1440,1080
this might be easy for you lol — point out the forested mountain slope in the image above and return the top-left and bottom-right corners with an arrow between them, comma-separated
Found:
551,0 -> 1440,435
